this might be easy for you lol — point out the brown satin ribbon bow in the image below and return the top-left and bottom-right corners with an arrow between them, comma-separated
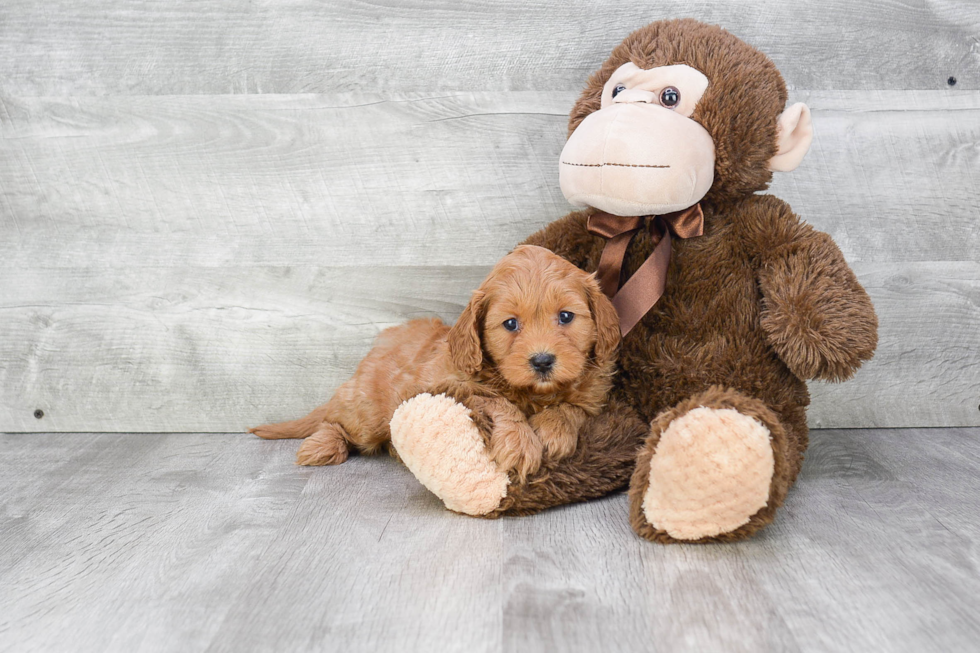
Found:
587,204 -> 704,336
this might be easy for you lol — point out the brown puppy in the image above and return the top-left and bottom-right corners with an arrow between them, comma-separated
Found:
250,245 -> 621,480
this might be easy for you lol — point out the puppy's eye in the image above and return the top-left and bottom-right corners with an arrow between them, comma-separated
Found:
612,84 -> 627,99
502,318 -> 519,332
558,311 -> 575,325
660,86 -> 680,108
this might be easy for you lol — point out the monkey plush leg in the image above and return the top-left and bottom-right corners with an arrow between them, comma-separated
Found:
628,386 -> 794,543
390,393 -> 647,517
390,393 -> 510,516
491,402 -> 648,517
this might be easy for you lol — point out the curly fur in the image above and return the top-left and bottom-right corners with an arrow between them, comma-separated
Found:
256,20 -> 879,544
250,245 -> 621,482
512,20 -> 878,541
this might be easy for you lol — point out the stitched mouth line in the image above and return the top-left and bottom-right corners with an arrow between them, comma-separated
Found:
561,161 -> 670,169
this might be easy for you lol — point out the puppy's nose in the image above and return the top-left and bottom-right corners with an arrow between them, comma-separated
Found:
529,353 -> 556,375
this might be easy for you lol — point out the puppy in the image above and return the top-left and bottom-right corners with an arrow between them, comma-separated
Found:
250,245 -> 621,480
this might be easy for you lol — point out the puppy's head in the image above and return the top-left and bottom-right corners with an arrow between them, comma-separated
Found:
448,245 -> 620,392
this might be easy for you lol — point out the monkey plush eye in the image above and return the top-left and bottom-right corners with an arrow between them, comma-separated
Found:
558,311 -> 575,325
612,84 -> 627,99
503,318 -> 519,332
660,86 -> 680,108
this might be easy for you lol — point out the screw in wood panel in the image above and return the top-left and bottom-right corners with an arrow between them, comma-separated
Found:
947,76 -> 957,86
34,409 -> 44,419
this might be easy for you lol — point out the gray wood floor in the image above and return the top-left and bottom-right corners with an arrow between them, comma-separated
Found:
2,428 -> 978,652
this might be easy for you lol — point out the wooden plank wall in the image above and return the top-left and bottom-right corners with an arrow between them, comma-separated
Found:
1,1 -> 978,432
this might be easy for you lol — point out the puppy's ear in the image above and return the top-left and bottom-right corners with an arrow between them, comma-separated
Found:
585,274 -> 621,368
448,290 -> 486,375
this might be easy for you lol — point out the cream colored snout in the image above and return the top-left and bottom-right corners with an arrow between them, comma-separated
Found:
559,101 -> 715,216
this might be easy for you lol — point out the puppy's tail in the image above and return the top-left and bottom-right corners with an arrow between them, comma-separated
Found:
249,404 -> 331,440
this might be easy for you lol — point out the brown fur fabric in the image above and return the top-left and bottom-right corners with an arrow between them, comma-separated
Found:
502,20 -> 878,541
251,245 -> 621,482
492,399 -> 649,517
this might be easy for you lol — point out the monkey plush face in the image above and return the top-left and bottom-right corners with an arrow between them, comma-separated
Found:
559,19 -> 814,216
560,63 -> 715,215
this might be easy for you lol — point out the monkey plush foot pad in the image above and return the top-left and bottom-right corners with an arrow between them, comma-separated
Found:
642,407 -> 774,540
390,393 -> 509,516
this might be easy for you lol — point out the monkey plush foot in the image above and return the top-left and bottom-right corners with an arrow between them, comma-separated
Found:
628,387 -> 793,543
390,393 -> 509,516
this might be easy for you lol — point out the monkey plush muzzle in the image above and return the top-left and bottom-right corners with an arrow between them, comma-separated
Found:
559,101 -> 715,216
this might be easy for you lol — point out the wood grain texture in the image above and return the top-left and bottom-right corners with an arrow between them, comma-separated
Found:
1,261 -> 977,432
0,92 -> 570,270
1,91 -> 977,270
808,261 -> 980,429
1,90 -> 978,431
0,266 -> 487,432
1,429 -> 979,652
1,0 -> 978,96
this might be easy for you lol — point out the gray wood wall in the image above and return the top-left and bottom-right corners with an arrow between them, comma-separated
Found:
2,1 -> 978,432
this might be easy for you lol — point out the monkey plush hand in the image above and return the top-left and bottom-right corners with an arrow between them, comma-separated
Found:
391,19 -> 877,543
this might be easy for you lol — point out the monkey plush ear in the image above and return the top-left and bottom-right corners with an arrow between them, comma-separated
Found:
448,290 -> 486,376
769,102 -> 813,172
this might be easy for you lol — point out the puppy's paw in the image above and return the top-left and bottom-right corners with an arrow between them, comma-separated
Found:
490,420 -> 543,482
295,425 -> 349,466
530,410 -> 579,460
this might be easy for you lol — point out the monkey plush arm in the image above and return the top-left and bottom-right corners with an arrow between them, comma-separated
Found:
424,378 -> 544,481
756,208 -> 878,382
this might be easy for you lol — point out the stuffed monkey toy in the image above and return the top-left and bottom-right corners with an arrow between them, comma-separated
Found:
390,18 -> 878,543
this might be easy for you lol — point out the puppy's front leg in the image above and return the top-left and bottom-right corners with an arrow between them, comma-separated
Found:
462,396 -> 542,482
530,404 -> 587,461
